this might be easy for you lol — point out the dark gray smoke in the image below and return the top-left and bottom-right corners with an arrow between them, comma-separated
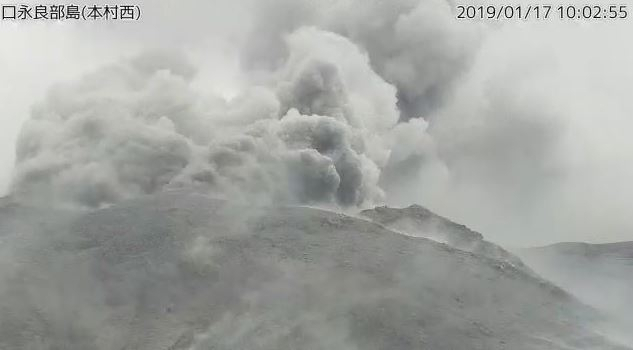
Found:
10,0 -> 473,210
242,0 -> 481,120
11,27 -> 438,208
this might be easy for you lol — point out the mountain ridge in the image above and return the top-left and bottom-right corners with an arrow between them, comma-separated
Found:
0,191 -> 629,349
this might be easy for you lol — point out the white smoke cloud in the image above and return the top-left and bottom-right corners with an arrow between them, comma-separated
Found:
406,20 -> 633,246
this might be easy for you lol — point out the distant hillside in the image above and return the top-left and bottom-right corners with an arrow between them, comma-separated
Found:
526,241 -> 633,260
520,241 -> 633,345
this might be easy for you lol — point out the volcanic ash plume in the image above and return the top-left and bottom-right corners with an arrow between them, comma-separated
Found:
11,27 -> 438,209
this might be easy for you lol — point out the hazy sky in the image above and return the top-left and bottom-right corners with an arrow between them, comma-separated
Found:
2,0 -> 633,246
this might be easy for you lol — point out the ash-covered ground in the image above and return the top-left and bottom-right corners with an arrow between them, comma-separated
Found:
0,190 -> 629,350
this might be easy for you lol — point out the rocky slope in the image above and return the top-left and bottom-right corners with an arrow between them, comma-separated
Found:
0,191 -> 628,350
361,205 -> 527,270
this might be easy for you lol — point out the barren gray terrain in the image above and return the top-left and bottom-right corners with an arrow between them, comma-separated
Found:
0,190 -> 629,350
